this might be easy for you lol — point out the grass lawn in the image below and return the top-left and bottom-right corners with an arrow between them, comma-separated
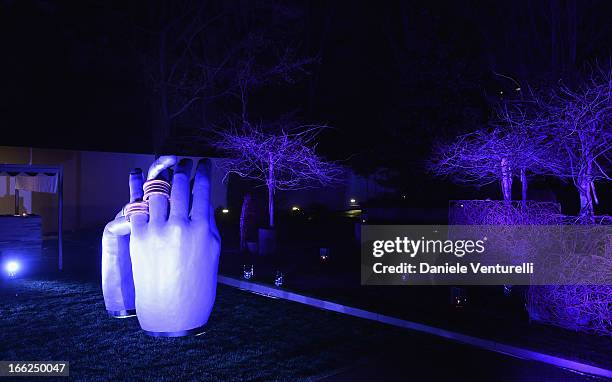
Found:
1,278 -> 382,381
0,276 -> 601,381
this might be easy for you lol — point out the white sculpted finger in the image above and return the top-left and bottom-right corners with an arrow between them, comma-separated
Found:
105,216 -> 131,236
129,168 -> 145,202
190,158 -> 212,222
170,158 -> 193,219
147,155 -> 177,180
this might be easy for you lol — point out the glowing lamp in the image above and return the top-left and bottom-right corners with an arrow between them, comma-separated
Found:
5,261 -> 20,277
274,271 -> 284,287
243,264 -> 254,280
349,198 -> 356,204
450,287 -> 468,308
320,247 -> 330,261
291,206 -> 300,211
221,208 -> 229,214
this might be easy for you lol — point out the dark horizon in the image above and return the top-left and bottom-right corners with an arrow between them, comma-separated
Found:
3,1 -> 610,148
1,0 -> 610,212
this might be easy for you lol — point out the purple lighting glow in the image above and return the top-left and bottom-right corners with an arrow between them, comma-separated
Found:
216,125 -> 344,228
5,260 -> 20,277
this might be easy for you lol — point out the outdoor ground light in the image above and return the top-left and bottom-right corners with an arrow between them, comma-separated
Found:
243,264 -> 254,280
274,271 -> 284,287
451,287 -> 468,308
5,260 -> 20,277
320,248 -> 330,261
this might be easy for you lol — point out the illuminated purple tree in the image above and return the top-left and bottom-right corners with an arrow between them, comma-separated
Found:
432,69 -> 610,217
494,99 -> 563,207
430,97 -> 561,206
429,128 -> 522,203
216,124 -> 344,227
540,71 -> 611,219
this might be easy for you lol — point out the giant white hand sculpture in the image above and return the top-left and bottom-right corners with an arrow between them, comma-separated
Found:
101,169 -> 144,317
129,157 -> 221,336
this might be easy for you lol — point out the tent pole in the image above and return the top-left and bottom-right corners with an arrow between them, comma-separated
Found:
58,167 -> 63,271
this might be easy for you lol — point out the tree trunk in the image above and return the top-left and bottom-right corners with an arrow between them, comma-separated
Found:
155,116 -> 171,154
261,168 -> 276,255
521,167 -> 527,209
591,181 -> 599,205
501,157 -> 513,204
268,157 -> 275,228
577,175 -> 594,221
268,184 -> 274,228
577,150 -> 596,221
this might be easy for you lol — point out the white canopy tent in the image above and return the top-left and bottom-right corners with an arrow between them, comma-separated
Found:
0,164 -> 64,270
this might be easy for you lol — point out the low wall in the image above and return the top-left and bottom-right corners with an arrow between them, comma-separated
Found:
0,146 -> 228,233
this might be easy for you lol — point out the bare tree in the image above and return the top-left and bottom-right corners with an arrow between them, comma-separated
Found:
139,1 -> 314,152
429,129 -> 519,203
216,124 -> 344,227
542,69 -> 611,218
494,97 -> 564,207
435,68 -> 611,217
429,119 -> 561,205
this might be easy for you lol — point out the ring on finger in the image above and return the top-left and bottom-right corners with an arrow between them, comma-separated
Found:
143,179 -> 171,202
124,201 -> 150,222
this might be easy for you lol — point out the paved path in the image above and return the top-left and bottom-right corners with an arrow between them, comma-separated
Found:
318,339 -> 602,382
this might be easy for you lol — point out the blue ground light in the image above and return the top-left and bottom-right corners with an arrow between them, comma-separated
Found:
0,277 -> 602,381
4,261 -> 20,277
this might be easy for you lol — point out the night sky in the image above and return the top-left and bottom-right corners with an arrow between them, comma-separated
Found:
1,0 -> 611,206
